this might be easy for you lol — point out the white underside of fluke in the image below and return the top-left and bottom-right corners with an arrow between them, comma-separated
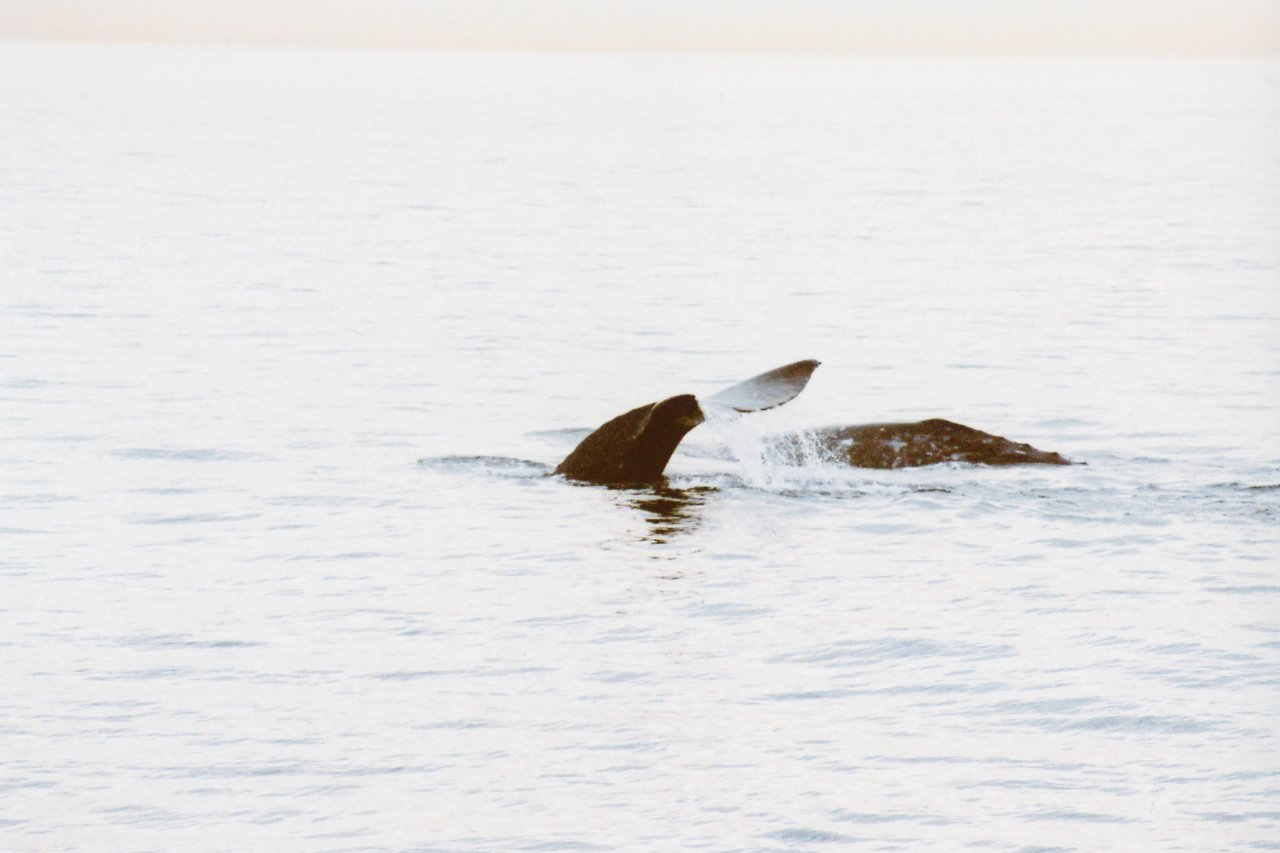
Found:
701,359 -> 821,413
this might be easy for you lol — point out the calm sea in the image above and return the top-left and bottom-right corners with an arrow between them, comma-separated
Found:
2,41 -> 1278,851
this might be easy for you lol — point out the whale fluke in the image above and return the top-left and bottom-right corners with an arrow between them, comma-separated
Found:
555,360 -> 821,486
703,359 -> 821,413
554,394 -> 705,485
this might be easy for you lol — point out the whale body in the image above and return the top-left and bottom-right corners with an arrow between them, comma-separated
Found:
779,418 -> 1071,469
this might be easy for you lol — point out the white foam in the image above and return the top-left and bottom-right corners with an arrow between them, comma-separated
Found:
700,403 -> 847,491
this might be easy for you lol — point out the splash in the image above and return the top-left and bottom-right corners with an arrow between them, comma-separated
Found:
699,404 -> 846,491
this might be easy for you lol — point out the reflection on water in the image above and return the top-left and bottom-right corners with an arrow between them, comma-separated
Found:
623,484 -> 714,544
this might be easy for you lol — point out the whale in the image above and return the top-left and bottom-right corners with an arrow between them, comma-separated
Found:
553,360 -> 1074,485
554,360 -> 821,485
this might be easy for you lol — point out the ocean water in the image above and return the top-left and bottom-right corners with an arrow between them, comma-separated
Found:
2,41 -> 1278,851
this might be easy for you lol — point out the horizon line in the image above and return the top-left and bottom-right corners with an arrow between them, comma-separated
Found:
4,0 -> 1280,57
5,33 -> 1280,58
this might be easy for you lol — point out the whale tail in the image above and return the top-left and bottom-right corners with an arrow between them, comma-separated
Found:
554,394 -> 704,485
703,359 -> 821,413
555,360 -> 821,486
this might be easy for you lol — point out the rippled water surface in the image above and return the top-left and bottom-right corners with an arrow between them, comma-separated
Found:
2,42 -> 1279,850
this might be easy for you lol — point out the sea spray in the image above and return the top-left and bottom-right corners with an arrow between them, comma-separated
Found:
700,403 -> 845,490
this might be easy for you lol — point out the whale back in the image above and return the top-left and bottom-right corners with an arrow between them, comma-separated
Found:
555,394 -> 705,485
810,418 -> 1071,468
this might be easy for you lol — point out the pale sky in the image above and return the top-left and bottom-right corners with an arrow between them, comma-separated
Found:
2,0 -> 1279,54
